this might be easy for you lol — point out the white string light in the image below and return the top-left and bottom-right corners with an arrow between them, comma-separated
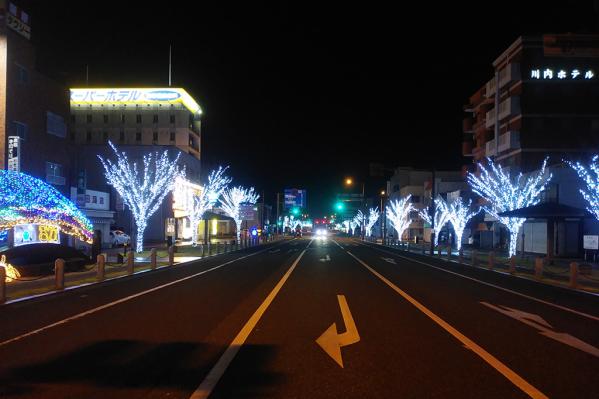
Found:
568,155 -> 599,221
419,196 -> 450,247
387,195 -> 414,241
220,186 -> 259,242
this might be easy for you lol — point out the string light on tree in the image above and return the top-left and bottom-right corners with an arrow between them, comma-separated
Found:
98,142 -> 184,253
467,158 -> 551,256
365,207 -> 380,237
353,210 -> 365,233
387,195 -> 414,241
220,186 -> 259,242
419,197 -> 451,247
0,170 -> 93,243
437,197 -> 479,251
568,155 -> 599,221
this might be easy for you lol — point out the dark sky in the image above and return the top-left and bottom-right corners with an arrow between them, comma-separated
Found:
17,0 -> 599,216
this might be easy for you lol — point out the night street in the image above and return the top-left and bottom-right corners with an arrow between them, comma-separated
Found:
1,236 -> 597,398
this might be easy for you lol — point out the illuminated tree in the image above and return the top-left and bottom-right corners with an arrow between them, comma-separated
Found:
353,210 -> 365,235
183,167 -> 231,246
99,142 -> 184,253
365,207 -> 380,237
467,158 -> 551,256
220,186 -> 259,242
438,197 -> 479,251
342,220 -> 350,234
387,195 -> 414,241
568,155 -> 599,220
419,197 -> 450,247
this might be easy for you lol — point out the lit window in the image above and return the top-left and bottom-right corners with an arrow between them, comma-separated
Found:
45,162 -> 65,185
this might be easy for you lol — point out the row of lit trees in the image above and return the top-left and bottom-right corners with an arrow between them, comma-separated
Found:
351,155 -> 598,257
99,143 -> 259,253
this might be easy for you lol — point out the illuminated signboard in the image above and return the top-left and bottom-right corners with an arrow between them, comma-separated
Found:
13,224 -> 60,247
7,136 -> 20,172
284,188 -> 307,209
530,68 -> 594,80
70,88 -> 202,115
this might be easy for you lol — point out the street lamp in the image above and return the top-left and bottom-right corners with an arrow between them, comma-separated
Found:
380,190 -> 387,244
344,177 -> 366,239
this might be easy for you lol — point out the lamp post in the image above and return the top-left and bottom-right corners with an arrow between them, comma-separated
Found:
344,177 -> 366,239
380,190 -> 387,244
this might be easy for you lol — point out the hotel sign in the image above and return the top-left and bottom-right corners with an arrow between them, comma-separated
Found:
530,68 -> 594,80
70,88 -> 202,115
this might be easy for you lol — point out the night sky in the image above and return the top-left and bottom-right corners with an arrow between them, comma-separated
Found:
17,0 -> 599,216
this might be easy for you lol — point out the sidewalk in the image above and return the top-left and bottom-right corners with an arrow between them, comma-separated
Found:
3,236 -> 285,304
363,238 -> 599,293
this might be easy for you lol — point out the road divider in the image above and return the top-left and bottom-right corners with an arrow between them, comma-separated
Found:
346,250 -> 548,399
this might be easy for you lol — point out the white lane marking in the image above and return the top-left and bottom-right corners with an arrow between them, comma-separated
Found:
319,255 -> 331,262
381,257 -> 397,265
357,241 -> 599,322
190,242 -> 311,399
269,249 -> 281,253
332,240 -> 344,249
346,251 -> 548,399
481,302 -> 599,358
0,243 -> 288,348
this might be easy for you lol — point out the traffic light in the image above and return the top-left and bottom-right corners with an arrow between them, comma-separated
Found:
335,202 -> 345,211
291,207 -> 300,216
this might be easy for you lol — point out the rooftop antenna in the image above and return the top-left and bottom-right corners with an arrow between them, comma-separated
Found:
168,45 -> 172,87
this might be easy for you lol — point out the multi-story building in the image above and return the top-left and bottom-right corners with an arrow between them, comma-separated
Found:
463,34 -> 599,173
463,34 -> 599,256
0,2 -> 72,196
69,88 -> 204,246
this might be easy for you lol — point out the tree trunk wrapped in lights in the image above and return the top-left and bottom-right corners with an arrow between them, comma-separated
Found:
437,197 -> 479,251
220,186 -> 259,243
98,142 -> 184,253
365,207 -> 380,237
419,196 -> 450,247
568,155 -> 599,221
387,195 -> 414,241
467,158 -> 551,257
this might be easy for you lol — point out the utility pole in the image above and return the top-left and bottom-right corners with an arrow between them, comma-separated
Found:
276,192 -> 280,235
168,45 -> 172,87
429,169 -> 436,255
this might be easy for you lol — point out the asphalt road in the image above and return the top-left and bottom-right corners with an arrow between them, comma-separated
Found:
0,236 -> 597,398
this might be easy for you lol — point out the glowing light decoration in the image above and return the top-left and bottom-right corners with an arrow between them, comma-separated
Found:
568,155 -> 599,221
387,195 -> 414,241
419,197 -> 450,247
342,220 -> 350,234
353,210 -> 365,228
98,142 -> 184,253
220,186 -> 259,242
437,197 -> 479,251
0,255 -> 20,282
0,170 -> 93,243
467,158 -> 551,256
365,207 -> 380,237
181,167 -> 231,246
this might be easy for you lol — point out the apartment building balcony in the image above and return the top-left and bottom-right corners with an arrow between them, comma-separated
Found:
484,63 -> 520,98
497,130 -> 520,153
485,139 -> 497,157
462,140 -> 473,156
463,117 -> 474,133
485,96 -> 521,128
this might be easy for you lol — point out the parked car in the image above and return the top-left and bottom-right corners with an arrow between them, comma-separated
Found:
110,230 -> 131,247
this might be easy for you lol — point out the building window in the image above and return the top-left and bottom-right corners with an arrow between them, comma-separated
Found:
169,115 -> 175,123
86,130 -> 92,142
136,114 -> 142,123
99,197 -> 104,205
86,114 -> 92,123
170,131 -> 175,142
45,162 -> 65,185
153,131 -> 158,141
121,114 -> 126,123
16,64 -> 28,84
153,114 -> 158,123
103,114 -> 108,123
13,121 -> 28,140
119,129 -> 125,142
92,196 -> 97,204
135,131 -> 141,141
46,111 -> 67,138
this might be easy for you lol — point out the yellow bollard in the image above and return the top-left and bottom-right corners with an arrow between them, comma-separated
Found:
97,254 -> 105,281
0,268 -> 6,304
127,251 -> 134,275
150,248 -> 157,270
569,262 -> 578,289
168,245 -> 175,267
534,257 -> 544,281
55,258 -> 65,290
509,255 -> 516,275
488,251 -> 495,270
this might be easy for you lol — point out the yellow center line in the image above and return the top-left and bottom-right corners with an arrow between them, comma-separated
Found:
346,251 -> 548,399
190,240 -> 312,399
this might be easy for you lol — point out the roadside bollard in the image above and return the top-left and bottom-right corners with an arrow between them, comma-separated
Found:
200,244 -> 205,257
97,254 -> 105,282
0,268 -> 6,304
207,242 -> 212,255
438,246 -> 443,258
458,248 -> 463,263
488,251 -> 495,270
406,242 -> 410,252
509,255 -> 516,275
55,258 -> 65,290
168,245 -> 175,267
127,250 -> 134,275
472,250 -> 477,266
569,262 -> 578,289
150,248 -> 157,270
446,245 -> 451,261
534,257 -> 543,281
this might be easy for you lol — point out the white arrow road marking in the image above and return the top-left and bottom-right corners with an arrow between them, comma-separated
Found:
381,257 -> 396,265
268,249 -> 280,253
316,295 -> 360,368
319,255 -> 331,262
481,302 -> 599,358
